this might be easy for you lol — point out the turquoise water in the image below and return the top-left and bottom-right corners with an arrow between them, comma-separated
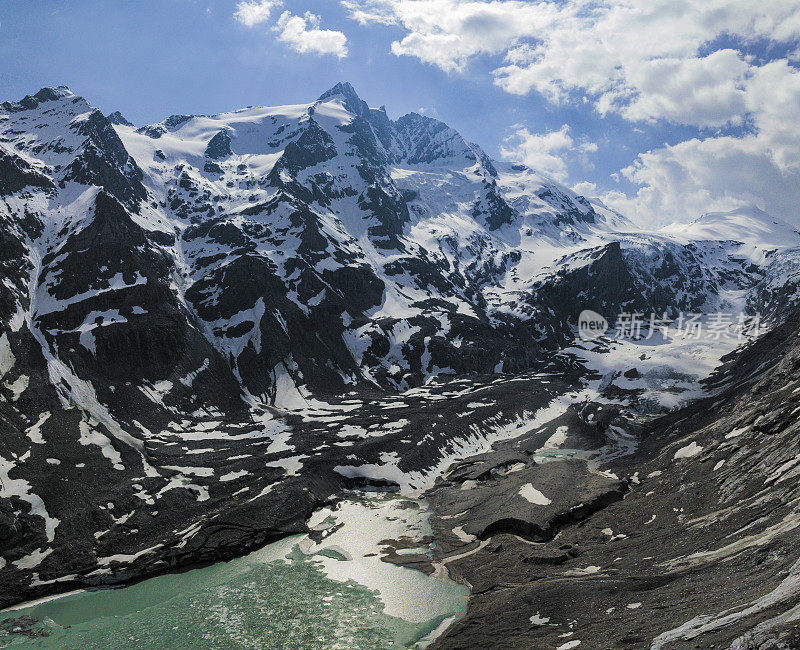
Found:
0,499 -> 469,649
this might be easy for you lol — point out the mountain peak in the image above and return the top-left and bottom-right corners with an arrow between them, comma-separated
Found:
1,85 -> 76,113
317,82 -> 368,115
107,111 -> 134,127
694,205 -> 792,232
698,204 -> 773,224
318,81 -> 360,101
662,206 -> 800,248
33,85 -> 74,102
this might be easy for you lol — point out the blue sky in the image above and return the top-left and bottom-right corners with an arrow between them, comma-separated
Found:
2,0 -> 799,226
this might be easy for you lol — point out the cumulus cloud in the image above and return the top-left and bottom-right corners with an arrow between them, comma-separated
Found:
275,11 -> 349,58
234,0 -> 281,27
501,125 -> 576,181
342,0 -> 800,224
616,50 -> 750,127
501,124 -> 599,182
344,0 -> 560,72
603,60 -> 800,226
342,0 -> 799,125
571,181 -> 598,197
603,138 -> 800,227
234,3 -> 349,59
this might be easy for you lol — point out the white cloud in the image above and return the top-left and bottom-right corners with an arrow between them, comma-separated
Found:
275,11 -> 349,58
234,0 -> 281,27
500,125 -> 598,181
617,50 -> 750,127
609,135 -> 800,228
344,0 -> 560,73
234,3 -> 349,59
343,0 -> 800,128
489,0 -> 800,127
604,59 -> 800,225
500,125 -> 575,181
341,0 -> 399,25
571,181 -> 598,197
604,136 -> 800,227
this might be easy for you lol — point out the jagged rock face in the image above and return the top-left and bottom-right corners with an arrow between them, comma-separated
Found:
528,238 -> 748,323
317,81 -> 370,117
0,86 -> 75,113
106,111 -> 133,127
61,111 -> 146,209
747,253 -> 800,322
34,191 -> 223,387
0,146 -> 54,196
393,112 -> 477,165
204,129 -> 232,160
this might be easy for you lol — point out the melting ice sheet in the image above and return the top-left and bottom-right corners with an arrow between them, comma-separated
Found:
0,495 -> 468,649
564,317 -> 751,412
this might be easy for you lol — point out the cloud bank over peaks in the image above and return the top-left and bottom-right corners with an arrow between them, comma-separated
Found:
340,0 -> 800,225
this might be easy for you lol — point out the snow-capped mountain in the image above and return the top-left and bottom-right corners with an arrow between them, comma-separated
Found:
1,83 -> 799,615
5,83 -> 795,400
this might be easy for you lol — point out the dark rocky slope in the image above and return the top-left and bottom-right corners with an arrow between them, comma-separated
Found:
429,307 -> 800,649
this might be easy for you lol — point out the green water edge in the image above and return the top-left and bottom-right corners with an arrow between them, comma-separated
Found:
0,517 -> 469,649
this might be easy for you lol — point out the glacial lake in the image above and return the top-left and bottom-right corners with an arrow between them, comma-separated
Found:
0,495 -> 469,649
